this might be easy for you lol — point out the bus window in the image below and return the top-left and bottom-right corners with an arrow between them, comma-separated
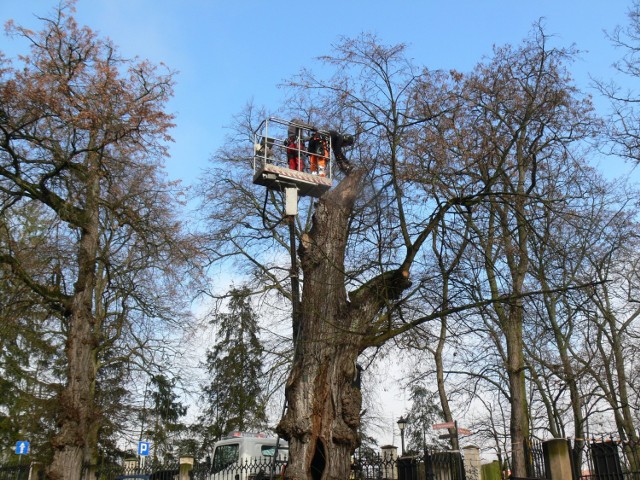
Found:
212,444 -> 239,473
261,445 -> 289,458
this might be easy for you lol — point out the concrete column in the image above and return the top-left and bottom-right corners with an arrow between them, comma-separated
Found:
380,445 -> 398,480
480,460 -> 501,480
179,455 -> 194,480
28,462 -> 43,480
543,438 -> 573,480
462,446 -> 481,480
124,458 -> 138,472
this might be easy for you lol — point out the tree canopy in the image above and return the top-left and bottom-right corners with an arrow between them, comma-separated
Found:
0,4 -> 203,478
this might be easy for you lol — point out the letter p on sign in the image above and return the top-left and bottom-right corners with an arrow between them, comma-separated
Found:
138,441 -> 150,456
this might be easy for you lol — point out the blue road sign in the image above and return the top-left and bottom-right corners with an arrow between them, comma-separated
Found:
15,441 -> 30,455
138,441 -> 150,456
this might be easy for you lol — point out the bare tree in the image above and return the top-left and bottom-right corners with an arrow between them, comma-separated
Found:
201,26 -> 599,478
0,5 -> 201,479
458,27 -> 597,476
600,0 -> 640,164
201,34 -> 482,478
578,207 -> 640,443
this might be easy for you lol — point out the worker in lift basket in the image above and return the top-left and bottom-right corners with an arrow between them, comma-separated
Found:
286,122 -> 304,171
308,131 -> 329,176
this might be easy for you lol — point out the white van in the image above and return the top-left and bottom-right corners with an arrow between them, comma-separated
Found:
210,432 -> 288,480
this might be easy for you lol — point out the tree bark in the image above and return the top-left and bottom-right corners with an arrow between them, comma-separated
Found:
504,309 -> 530,477
434,316 -> 459,450
48,159 -> 100,480
277,172 -> 366,480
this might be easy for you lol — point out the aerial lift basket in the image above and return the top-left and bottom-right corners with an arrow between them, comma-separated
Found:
252,117 -> 333,198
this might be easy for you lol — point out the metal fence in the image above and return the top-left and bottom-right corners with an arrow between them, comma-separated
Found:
351,450 -> 468,480
207,456 -> 286,480
572,436 -> 640,480
81,450 -> 468,480
0,464 -> 30,480
84,456 -> 285,480
87,462 -> 181,480
13,438 -> 640,480
3,445 -> 564,480
501,439 -> 548,480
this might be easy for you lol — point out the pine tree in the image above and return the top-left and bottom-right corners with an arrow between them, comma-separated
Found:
405,385 -> 444,454
143,374 -> 187,463
0,203 -> 64,463
200,287 -> 268,450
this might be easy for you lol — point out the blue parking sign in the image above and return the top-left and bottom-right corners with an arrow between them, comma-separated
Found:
15,441 -> 30,455
138,441 -> 150,456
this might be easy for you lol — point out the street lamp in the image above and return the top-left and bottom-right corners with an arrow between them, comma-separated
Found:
397,416 -> 407,455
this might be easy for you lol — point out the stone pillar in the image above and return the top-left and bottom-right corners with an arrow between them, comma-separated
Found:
380,445 -> 398,480
543,438 -> 573,480
462,445 -> 481,480
179,455 -> 194,480
28,462 -> 43,480
124,457 -> 138,472
480,460 -> 501,480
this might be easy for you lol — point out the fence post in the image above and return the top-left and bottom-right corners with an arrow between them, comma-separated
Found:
124,457 -> 138,472
28,462 -> 43,480
543,438 -> 573,479
179,455 -> 194,480
481,460 -> 502,480
380,445 -> 398,480
462,445 -> 481,480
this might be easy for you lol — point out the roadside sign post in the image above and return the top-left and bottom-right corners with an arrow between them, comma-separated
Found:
432,421 -> 473,448
431,421 -> 455,430
15,441 -> 30,480
15,441 -> 30,455
432,420 -> 459,447
454,420 -> 459,448
138,441 -> 150,456
138,441 -> 150,469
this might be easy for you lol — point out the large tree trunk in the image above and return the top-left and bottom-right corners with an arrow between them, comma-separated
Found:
505,161 -> 532,479
605,310 -> 640,469
504,308 -> 530,478
49,301 -> 98,480
49,163 -> 100,480
277,173 -> 365,480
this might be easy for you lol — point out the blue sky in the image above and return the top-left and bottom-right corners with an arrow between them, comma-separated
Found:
1,0 -> 636,186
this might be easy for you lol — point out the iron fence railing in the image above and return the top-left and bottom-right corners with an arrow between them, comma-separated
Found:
83,456 -> 286,480
81,450 -> 469,480
529,439 -> 547,479
572,436 -> 640,480
208,456 -> 286,480
502,439 -> 548,480
351,449 -> 468,480
88,461 -> 180,480
0,464 -> 30,480
9,435 -> 640,480
0,444 -> 560,480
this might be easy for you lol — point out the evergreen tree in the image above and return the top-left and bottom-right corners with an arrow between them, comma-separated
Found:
405,385 -> 445,454
0,203 -> 64,463
200,287 -> 268,450
144,374 -> 188,463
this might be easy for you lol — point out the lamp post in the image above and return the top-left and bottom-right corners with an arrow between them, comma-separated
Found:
397,416 -> 407,456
